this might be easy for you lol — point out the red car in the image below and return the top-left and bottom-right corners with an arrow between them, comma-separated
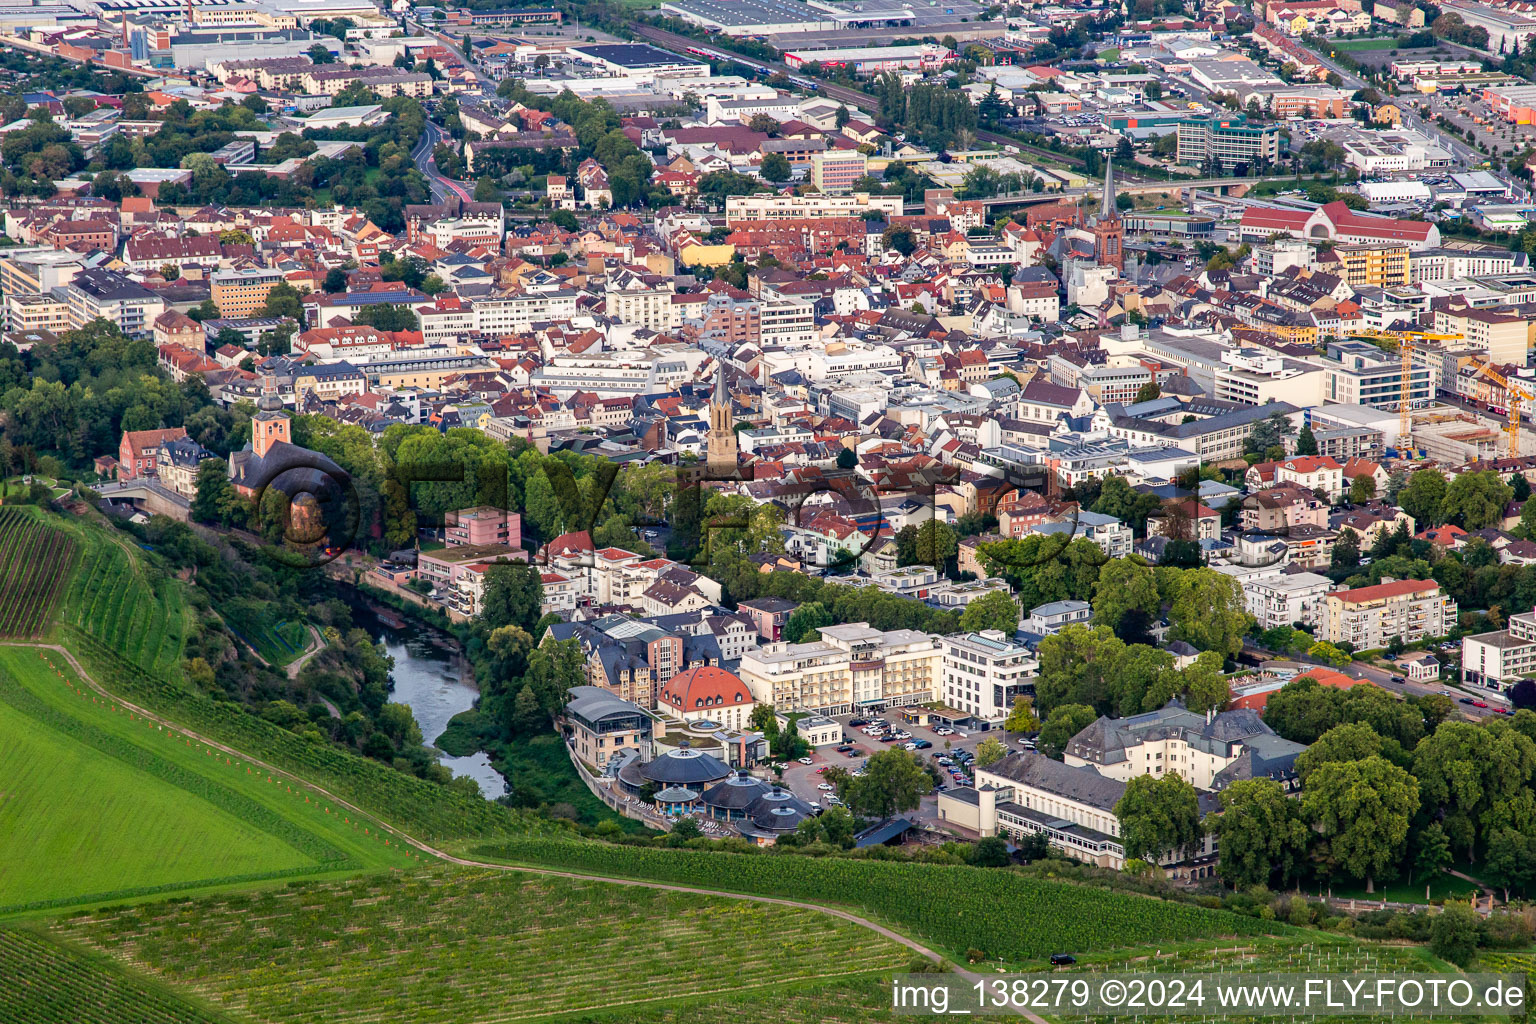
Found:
1473,701 -> 1489,708
1496,707 -> 1511,714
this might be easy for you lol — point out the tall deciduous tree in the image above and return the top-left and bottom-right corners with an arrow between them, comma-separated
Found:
840,748 -> 933,818
1302,755 -> 1418,893
1091,557 -> 1161,641
1440,469 -> 1514,530
958,589 -> 1020,634
1396,468 -> 1447,526
1168,568 -> 1248,656
1115,773 -> 1203,863
1212,777 -> 1311,890
1039,703 -> 1097,759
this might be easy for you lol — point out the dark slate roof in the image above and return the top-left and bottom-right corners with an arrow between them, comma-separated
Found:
700,771 -> 770,811
638,745 -> 732,786
984,750 -> 1126,811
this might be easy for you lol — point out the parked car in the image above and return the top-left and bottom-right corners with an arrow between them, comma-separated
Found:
845,749 -> 861,757
836,744 -> 853,753
849,718 -> 868,727
914,740 -> 933,749
797,757 -> 814,765
1474,701 -> 1490,708
1050,954 -> 1077,966
880,734 -> 900,743
1391,676 -> 1406,684
1459,697 -> 1476,705
904,742 -> 918,750
818,783 -> 834,791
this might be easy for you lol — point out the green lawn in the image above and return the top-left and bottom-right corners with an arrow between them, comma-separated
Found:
1328,869 -> 1484,905
0,645 -> 416,916
53,869 -> 911,1024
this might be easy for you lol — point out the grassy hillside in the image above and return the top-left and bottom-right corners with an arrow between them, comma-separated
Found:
477,838 -> 1279,963
0,646 -> 417,916
49,508 -> 191,678
53,869 -> 910,1024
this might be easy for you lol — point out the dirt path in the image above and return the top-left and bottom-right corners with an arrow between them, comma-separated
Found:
13,642 -> 1048,1023
285,625 -> 326,680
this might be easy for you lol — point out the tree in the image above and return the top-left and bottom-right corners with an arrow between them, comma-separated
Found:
1511,678 -> 1536,710
959,590 -> 1020,634
1411,720 -> 1536,862
972,835 -> 1011,867
1294,721 -> 1388,783
784,601 -> 833,643
480,562 -> 543,633
1213,777 -> 1311,890
322,267 -> 348,294
1134,381 -> 1160,403
1295,423 -> 1319,456
840,748 -> 933,818
190,458 -> 236,525
1349,474 -> 1377,504
1091,558 -> 1161,641
882,224 -> 916,256
750,703 -> 779,740
818,804 -> 856,847
1115,773 -> 1203,863
747,114 -> 781,135
1168,568 -> 1248,656
1039,703 -> 1097,758
308,43 -> 335,64
509,684 -> 542,735
1301,755 -> 1419,893
1397,468 -> 1448,526
899,518 -> 958,569
1430,901 -> 1482,967
1004,696 -> 1039,734
1484,827 -> 1535,902
1412,822 -> 1452,884
836,446 -> 858,470
975,737 -> 1007,767
1440,470 -> 1513,530
261,281 -> 304,321
1514,474 -> 1532,502
760,152 -> 792,183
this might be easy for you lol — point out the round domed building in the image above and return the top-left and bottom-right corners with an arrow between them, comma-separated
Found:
700,770 -> 772,822
740,786 -> 818,843
617,740 -> 733,813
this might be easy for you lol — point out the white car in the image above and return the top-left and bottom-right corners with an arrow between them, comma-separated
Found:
797,757 -> 814,765
818,782 -> 834,791
904,742 -> 918,750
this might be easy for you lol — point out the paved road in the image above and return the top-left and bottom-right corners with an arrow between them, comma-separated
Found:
411,119 -> 471,204
22,641 -> 1050,1018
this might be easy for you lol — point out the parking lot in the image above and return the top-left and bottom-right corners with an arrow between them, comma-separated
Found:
775,712 -> 1028,833
1423,92 -> 1534,159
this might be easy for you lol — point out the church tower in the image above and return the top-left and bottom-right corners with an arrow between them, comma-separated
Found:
1091,158 -> 1124,273
251,369 -> 290,460
706,362 -> 737,470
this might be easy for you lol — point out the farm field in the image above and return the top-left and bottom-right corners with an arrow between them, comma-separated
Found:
0,506 -> 76,638
0,928 -> 236,1024
473,838 -> 1277,963
57,510 -> 190,677
53,869 -> 912,1024
0,645 -> 417,916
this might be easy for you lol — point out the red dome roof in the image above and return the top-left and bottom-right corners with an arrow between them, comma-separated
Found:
658,666 -> 752,712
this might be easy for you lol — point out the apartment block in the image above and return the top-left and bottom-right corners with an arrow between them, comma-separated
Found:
809,150 -> 868,194
737,622 -> 942,715
940,630 -> 1038,722
211,268 -> 286,318
1333,243 -> 1410,288
1242,571 -> 1332,630
1463,609 -> 1536,693
1321,578 -> 1456,649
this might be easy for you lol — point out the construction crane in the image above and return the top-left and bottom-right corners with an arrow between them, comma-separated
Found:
1471,361 -> 1535,459
1347,330 -> 1466,448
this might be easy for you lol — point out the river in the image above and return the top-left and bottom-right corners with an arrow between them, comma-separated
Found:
347,597 -> 509,800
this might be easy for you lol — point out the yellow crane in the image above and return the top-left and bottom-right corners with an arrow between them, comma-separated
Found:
1471,361 -> 1535,459
1347,330 -> 1465,447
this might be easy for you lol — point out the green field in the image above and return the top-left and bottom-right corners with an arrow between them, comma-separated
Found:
0,645 -> 417,916
475,838 -> 1278,963
54,869 -> 911,1024
0,928 -> 235,1024
57,512 -> 191,678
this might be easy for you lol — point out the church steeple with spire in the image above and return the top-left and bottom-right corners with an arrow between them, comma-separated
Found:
1091,157 -> 1124,272
706,362 -> 737,470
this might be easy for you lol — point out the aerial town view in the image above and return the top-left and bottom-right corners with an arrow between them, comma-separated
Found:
15,0 -> 1536,1016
